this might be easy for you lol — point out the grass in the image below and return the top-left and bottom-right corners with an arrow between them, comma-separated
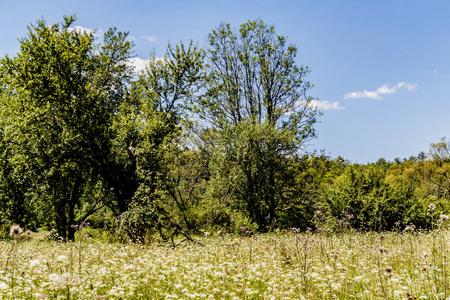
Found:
0,229 -> 449,299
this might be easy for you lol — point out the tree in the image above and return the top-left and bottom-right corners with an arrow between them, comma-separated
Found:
429,138 -> 450,163
0,16 -> 133,240
114,42 -> 207,241
423,138 -> 450,199
195,20 -> 319,230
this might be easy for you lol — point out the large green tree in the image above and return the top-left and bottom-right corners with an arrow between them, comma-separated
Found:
195,20 -> 320,230
0,16 -> 133,240
114,42 -> 207,241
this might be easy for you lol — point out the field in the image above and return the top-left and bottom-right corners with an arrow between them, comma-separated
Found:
0,229 -> 449,299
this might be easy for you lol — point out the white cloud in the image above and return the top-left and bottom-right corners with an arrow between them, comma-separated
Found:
127,56 -> 166,74
68,25 -> 93,34
309,100 -> 345,110
127,57 -> 151,74
142,35 -> 156,42
344,82 -> 417,100
68,26 -> 103,38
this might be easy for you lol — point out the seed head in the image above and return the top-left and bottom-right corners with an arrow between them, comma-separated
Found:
385,266 -> 393,273
404,225 -> 415,232
10,225 -> 22,237
378,247 -> 388,253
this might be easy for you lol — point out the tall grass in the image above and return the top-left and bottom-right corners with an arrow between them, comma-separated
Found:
1,227 -> 450,299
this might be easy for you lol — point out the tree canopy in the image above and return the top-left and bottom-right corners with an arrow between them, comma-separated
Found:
0,15 -> 134,240
0,16 -> 448,240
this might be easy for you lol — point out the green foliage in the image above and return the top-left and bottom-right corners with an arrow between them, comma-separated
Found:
115,42 -> 207,241
276,154 -> 347,230
194,20 -> 320,231
316,155 -> 450,231
203,120 -> 297,230
0,15 -> 133,240
2,15 -> 450,241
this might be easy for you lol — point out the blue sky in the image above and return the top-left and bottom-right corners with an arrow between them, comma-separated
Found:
1,0 -> 449,163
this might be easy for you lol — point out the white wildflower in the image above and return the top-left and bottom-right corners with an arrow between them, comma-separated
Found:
0,282 -> 9,290
29,259 -> 40,268
49,273 -> 60,282
56,255 -> 68,263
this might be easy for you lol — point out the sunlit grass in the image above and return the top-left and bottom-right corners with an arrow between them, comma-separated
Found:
1,229 -> 450,299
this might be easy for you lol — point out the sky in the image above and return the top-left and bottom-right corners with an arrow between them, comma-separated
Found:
1,0 -> 449,163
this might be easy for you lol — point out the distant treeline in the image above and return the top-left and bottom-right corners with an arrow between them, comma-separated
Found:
0,16 -> 448,241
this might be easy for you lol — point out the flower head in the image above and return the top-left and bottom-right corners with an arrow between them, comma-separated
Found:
10,225 -> 22,238
378,247 -> 388,253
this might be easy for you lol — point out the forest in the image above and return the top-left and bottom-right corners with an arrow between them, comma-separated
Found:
1,15 -> 449,242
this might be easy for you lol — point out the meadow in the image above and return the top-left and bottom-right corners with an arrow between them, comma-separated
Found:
1,226 -> 449,300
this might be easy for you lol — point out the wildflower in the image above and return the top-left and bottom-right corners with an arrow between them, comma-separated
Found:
244,230 -> 253,236
291,227 -> 301,234
331,282 -> 341,290
378,247 -> 388,253
10,224 -> 22,237
404,225 -> 415,232
30,259 -> 40,268
440,214 -> 449,221
429,203 -> 436,210
49,273 -> 60,282
56,255 -> 68,263
0,282 -> 9,290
